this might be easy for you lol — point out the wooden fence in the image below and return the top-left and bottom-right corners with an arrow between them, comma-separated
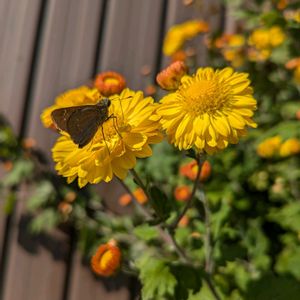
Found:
0,0 -> 224,299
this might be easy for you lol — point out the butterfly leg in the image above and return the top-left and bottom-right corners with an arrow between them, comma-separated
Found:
101,125 -> 111,155
109,114 -> 122,139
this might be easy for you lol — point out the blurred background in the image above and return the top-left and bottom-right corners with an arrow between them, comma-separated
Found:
0,0 -> 223,299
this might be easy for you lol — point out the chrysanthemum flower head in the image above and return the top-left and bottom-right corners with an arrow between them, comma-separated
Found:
279,138 -> 300,157
94,71 -> 126,97
41,86 -> 100,129
91,240 -> 121,277
50,88 -> 162,187
156,61 -> 188,90
157,67 -> 257,154
285,58 -> 300,84
248,26 -> 285,61
256,136 -> 282,158
163,20 -> 210,56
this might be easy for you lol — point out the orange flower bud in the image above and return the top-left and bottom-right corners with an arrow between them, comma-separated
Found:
156,61 -> 188,90
94,71 -> 126,97
118,193 -> 132,206
58,201 -> 73,215
64,191 -> 77,203
22,137 -> 37,149
179,160 -> 211,182
174,185 -> 191,202
2,161 -> 13,172
285,57 -> 300,69
178,215 -> 189,227
133,188 -> 148,204
91,241 -> 121,277
145,84 -> 157,96
296,110 -> 300,120
171,50 -> 187,63
200,160 -> 212,182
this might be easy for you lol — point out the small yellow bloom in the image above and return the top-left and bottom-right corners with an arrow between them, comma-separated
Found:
49,88 -> 162,187
157,67 -> 257,154
163,20 -> 209,56
256,136 -> 282,158
91,241 -> 121,277
279,138 -> 300,157
41,86 -> 100,129
156,61 -> 188,90
215,34 -> 246,67
248,26 -> 285,61
284,9 -> 300,23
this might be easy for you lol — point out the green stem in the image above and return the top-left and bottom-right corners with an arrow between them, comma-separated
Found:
169,153 -> 202,230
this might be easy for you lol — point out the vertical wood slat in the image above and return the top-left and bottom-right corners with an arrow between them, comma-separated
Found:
26,0 -> 104,157
98,0 -> 164,90
68,253 -> 130,300
0,0 -> 41,133
2,189 -> 70,300
162,0 -> 222,68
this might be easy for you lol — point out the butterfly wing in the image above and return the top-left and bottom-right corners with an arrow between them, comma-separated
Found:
51,106 -> 80,132
67,106 -> 108,148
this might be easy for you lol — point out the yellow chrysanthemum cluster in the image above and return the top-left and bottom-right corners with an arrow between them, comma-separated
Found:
41,87 -> 162,187
163,20 -> 209,56
157,67 -> 257,154
248,26 -> 285,61
214,34 -> 246,68
257,136 -> 300,158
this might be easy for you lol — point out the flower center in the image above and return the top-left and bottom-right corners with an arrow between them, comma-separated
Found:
180,79 -> 230,115
104,77 -> 120,85
99,250 -> 113,269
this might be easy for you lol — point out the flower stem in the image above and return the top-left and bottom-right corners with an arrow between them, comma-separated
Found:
126,170 -> 191,264
169,153 -> 202,230
199,189 -> 221,300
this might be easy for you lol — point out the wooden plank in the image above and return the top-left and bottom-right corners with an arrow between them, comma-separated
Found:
98,0 -> 164,90
26,0 -> 104,157
68,252 -> 130,300
2,188 -> 70,300
0,0 -> 41,133
162,0 -> 222,67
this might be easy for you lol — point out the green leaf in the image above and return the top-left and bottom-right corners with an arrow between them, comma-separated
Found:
27,181 -> 55,211
133,224 -> 159,241
29,209 -> 59,234
136,255 -> 177,300
171,265 -> 203,300
268,202 -> 300,232
148,185 -> 171,221
245,274 -> 300,300
2,159 -> 34,186
276,246 -> 300,280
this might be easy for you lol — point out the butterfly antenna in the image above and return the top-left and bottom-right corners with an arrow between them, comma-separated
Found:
110,115 -> 122,138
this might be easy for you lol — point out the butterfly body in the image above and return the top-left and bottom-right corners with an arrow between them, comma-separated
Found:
51,99 -> 111,148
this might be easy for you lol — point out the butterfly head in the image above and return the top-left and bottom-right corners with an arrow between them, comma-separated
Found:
98,98 -> 111,108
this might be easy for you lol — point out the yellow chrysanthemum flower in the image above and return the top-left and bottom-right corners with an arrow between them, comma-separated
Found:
41,86 -> 100,129
279,138 -> 300,157
256,136 -> 282,158
157,67 -> 257,154
49,88 -> 163,187
248,26 -> 285,61
163,20 -> 209,56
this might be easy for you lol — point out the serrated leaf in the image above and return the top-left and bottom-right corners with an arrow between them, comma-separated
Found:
133,224 -> 159,241
27,181 -> 55,211
2,159 -> 34,186
136,256 -> 177,300
149,185 -> 171,220
29,209 -> 59,234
